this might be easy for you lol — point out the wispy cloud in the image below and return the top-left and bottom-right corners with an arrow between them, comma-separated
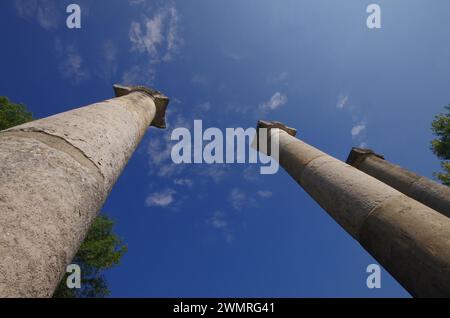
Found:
145,109 -> 230,185
164,6 -> 182,62
198,165 -> 229,184
129,18 -> 163,60
207,211 -> 234,243
14,0 -> 61,30
129,5 -> 182,63
351,123 -> 366,138
229,188 -> 246,210
225,102 -> 251,116
208,211 -> 228,229
147,135 -> 182,177
55,40 -> 89,83
337,94 -> 369,145
268,71 -> 289,85
145,189 -> 176,207
229,188 -> 268,210
260,92 -> 288,111
124,3 -> 182,85
97,40 -> 118,81
337,95 -> 349,110
229,188 -> 262,211
174,178 -> 194,187
129,0 -> 146,5
122,65 -> 155,86
257,190 -> 273,199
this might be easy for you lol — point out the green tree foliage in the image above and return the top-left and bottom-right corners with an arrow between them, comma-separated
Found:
431,105 -> 450,186
0,96 -> 126,297
53,215 -> 127,298
0,96 -> 33,130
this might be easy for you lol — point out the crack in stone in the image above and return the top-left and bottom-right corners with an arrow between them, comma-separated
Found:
0,130 -> 105,186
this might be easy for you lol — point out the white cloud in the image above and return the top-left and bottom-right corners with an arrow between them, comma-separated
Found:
260,92 -> 288,111
130,17 -> 163,60
229,188 -> 261,210
97,40 -> 118,81
146,189 -> 176,207
145,112 -> 193,179
225,102 -> 252,116
337,95 -> 349,109
147,136 -> 182,177
351,123 -> 366,138
56,43 -> 89,83
336,94 -> 369,144
129,0 -> 146,5
122,65 -> 155,86
14,0 -> 36,18
163,6 -> 182,62
208,211 -> 228,229
257,190 -> 273,199
129,5 -> 182,63
229,188 -> 247,210
125,4 -> 182,84
102,40 -> 118,67
14,0 -> 60,30
207,211 -> 234,243
269,71 -> 288,84
148,138 -> 170,164
174,178 -> 194,187
198,165 -> 228,183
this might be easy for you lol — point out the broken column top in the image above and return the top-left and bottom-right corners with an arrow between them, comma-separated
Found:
113,84 -> 170,129
346,147 -> 385,167
257,120 -> 297,137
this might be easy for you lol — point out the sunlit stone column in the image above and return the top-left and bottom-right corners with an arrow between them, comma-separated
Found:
0,85 -> 169,297
346,148 -> 450,219
256,120 -> 450,297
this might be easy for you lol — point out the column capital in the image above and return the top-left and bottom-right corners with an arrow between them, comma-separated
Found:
256,120 -> 297,137
113,84 -> 170,129
346,147 -> 385,167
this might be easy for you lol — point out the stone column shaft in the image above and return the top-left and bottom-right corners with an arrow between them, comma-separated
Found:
0,85 -> 169,297
347,148 -> 450,219
257,121 -> 450,297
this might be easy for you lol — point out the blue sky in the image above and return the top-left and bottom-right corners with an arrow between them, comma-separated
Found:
1,0 -> 449,297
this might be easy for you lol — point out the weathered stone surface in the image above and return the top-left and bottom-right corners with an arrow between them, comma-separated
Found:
347,148 -> 450,219
300,156 -> 401,239
5,93 -> 156,194
0,86 -> 168,297
260,123 -> 450,297
360,195 -> 450,297
277,132 -> 327,182
0,134 -> 104,297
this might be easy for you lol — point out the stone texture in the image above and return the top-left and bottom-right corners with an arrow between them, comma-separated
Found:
360,195 -> 450,297
259,123 -> 450,297
347,148 -> 450,219
0,86 -> 169,297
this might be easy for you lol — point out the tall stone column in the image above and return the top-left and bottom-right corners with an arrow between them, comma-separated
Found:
0,85 -> 169,297
347,148 -> 450,219
256,120 -> 450,297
